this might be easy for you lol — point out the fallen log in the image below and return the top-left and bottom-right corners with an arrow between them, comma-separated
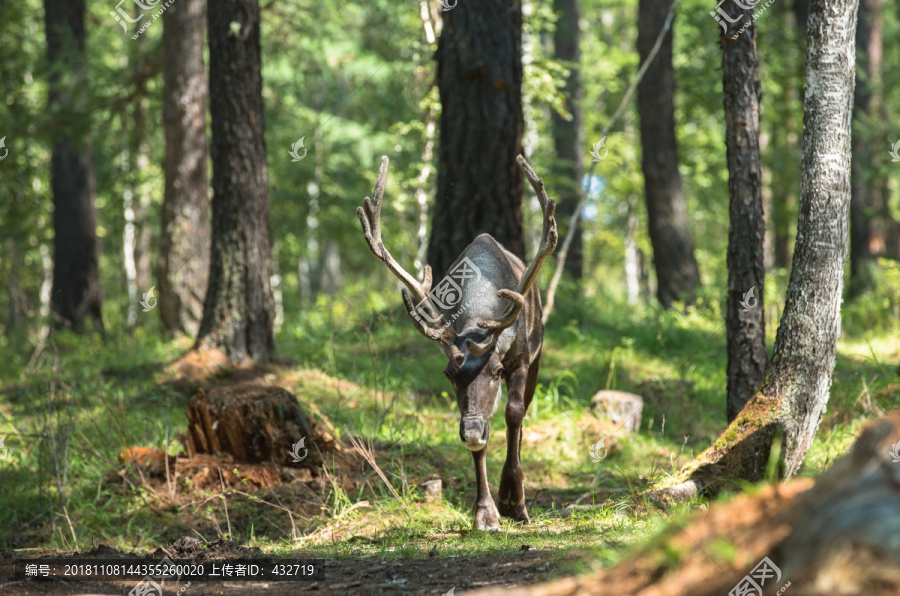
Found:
470,409 -> 900,596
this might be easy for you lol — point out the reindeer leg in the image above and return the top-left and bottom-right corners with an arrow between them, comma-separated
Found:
498,362 -> 536,523
472,446 -> 500,531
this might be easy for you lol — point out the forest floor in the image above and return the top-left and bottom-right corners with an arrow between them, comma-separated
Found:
2,276 -> 900,595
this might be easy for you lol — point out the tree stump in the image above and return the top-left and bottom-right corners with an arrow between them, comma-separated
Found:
185,384 -> 315,466
590,390 -> 643,434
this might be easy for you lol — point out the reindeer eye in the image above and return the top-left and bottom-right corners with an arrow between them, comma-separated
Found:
494,367 -> 504,378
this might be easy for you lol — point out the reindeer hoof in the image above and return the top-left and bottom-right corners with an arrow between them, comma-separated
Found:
474,503 -> 501,531
498,500 -> 530,524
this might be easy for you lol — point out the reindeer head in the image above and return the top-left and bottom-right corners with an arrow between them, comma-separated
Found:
358,156 -> 557,451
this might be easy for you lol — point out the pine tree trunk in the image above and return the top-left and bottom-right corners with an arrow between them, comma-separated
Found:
636,0 -> 700,308
196,0 -> 274,363
160,0 -> 210,336
44,0 -> 103,333
551,0 -> 583,281
720,3 -> 767,422
427,0 -> 525,277
848,0 -> 882,295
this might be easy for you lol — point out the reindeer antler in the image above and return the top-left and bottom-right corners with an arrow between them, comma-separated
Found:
358,157 -> 458,349
466,156 -> 558,357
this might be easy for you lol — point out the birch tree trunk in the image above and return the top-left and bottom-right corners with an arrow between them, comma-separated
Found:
720,1 -> 767,422
653,0 -> 858,495
764,0 -> 857,476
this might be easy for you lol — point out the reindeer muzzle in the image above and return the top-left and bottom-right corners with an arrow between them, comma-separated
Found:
460,416 -> 488,451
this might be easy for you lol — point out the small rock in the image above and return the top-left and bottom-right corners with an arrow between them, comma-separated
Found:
422,478 -> 443,503
590,390 -> 643,434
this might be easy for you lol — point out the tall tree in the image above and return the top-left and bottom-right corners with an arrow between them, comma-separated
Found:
551,0 -> 584,280
848,0 -> 883,294
751,0 -> 857,476
160,0 -> 210,336
427,0 -> 524,277
636,0 -> 700,308
720,5 -> 767,422
196,0 -> 274,363
656,0 -> 859,496
43,0 -> 103,332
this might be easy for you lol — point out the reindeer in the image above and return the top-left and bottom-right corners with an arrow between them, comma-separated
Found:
357,155 -> 557,530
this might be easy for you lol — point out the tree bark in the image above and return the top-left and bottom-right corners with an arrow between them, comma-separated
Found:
767,0 -> 857,476
44,0 -> 103,333
427,0 -> 524,277
637,0 -> 700,308
848,0 -> 882,295
551,0 -> 583,281
196,0 -> 274,363
160,0 -> 210,336
720,2 -> 767,422
653,0 -> 858,494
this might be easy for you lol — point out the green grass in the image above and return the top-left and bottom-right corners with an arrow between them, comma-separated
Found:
1,264 -> 898,576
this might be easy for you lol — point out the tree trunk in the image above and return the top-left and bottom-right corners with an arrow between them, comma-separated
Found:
768,0 -> 857,476
160,0 -> 210,336
848,0 -> 882,295
792,0 -> 809,29
4,240 -> 26,345
636,0 -> 700,308
427,0 -> 524,277
44,0 -> 103,333
720,2 -> 767,422
768,3 -> 803,271
653,0 -> 858,494
196,0 -> 274,363
551,0 -> 583,281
